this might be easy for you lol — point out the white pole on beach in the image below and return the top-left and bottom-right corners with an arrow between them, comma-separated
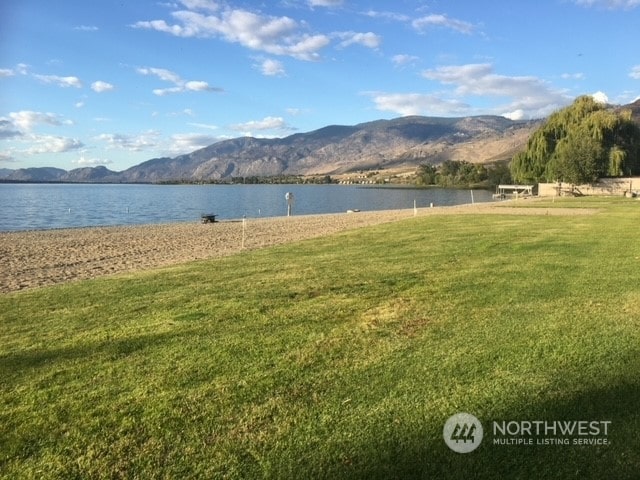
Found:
242,215 -> 246,249
470,190 -> 475,205
414,199 -> 417,216
285,192 -> 294,216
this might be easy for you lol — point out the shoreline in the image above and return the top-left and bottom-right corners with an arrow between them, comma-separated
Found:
0,203 -> 595,293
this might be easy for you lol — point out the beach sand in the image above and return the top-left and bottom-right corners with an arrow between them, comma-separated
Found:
0,203 -> 596,293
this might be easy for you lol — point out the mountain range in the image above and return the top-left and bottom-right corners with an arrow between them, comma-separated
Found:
4,108 -> 632,183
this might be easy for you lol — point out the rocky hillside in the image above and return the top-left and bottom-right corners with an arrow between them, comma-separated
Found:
3,167 -> 68,182
119,115 -> 537,182
2,114 -> 540,183
618,99 -> 640,121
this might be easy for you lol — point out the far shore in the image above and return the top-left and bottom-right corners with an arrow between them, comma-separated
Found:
0,202 -> 597,293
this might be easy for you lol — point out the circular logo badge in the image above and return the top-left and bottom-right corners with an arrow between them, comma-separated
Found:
443,412 -> 483,453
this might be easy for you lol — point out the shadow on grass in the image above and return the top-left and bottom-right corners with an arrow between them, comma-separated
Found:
279,381 -> 640,480
0,329 -> 187,381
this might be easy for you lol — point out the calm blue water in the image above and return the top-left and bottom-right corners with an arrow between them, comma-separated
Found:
0,183 -> 494,231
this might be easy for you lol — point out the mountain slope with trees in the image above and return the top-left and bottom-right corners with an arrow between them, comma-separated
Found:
510,96 -> 640,184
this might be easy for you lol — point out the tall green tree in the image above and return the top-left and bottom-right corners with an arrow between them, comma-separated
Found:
416,164 -> 437,185
416,161 -> 490,187
486,161 -> 513,187
510,96 -> 640,184
550,130 -> 604,184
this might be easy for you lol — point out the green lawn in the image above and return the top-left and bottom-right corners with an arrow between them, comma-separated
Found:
1,198 -> 639,479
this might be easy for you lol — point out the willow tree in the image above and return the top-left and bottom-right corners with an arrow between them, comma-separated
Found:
608,146 -> 626,176
510,96 -> 640,184
550,130 -> 604,184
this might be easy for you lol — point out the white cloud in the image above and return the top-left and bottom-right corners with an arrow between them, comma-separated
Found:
412,14 -> 476,34
259,58 -> 286,76
367,63 -> 569,118
179,0 -> 220,12
136,67 -> 182,84
368,92 -> 469,116
2,111 -> 81,156
573,0 -> 640,8
72,155 -> 112,166
133,6 -> 330,61
0,119 -> 22,139
169,133 -> 220,153
153,87 -> 183,96
424,63 -> 486,82
8,111 -> 65,131
189,122 -> 218,130
421,63 -> 567,118
629,65 -> 640,79
281,34 -> 330,61
1,64 -> 29,78
164,108 -> 196,118
230,116 -> 294,134
591,91 -> 609,104
362,10 -> 411,22
502,109 -> 526,121
309,0 -> 343,6
0,152 -> 16,163
561,72 -> 585,80
286,108 -> 308,116
34,74 -> 83,88
184,80 -> 213,91
91,80 -> 115,93
136,66 -> 222,95
132,19 -> 185,36
392,54 -> 419,67
25,135 -> 84,154
74,25 -> 99,31
96,131 -> 161,151
335,31 -> 382,49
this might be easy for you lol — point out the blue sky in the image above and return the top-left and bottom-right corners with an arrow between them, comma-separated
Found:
1,0 -> 640,171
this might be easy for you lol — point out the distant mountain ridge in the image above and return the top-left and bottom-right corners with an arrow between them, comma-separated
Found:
0,112 -> 578,183
116,115 -> 539,183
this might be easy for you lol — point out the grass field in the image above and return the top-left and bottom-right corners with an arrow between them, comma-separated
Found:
1,198 -> 639,479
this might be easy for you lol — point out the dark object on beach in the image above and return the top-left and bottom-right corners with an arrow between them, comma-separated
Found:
201,214 -> 218,224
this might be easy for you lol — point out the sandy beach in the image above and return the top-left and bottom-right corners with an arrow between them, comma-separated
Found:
0,203 -> 596,293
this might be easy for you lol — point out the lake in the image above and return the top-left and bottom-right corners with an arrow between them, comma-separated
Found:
0,183 -> 495,231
